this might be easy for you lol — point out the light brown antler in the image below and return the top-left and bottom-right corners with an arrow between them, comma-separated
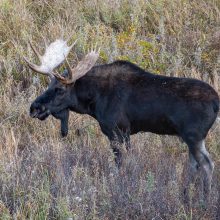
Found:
53,46 -> 100,84
24,39 -> 77,79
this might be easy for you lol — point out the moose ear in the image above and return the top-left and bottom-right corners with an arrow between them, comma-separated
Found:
62,69 -> 69,78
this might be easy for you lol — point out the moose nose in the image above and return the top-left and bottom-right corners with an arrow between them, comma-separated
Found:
30,102 -> 46,118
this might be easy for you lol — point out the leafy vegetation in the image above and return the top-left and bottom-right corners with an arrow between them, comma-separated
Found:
0,0 -> 220,219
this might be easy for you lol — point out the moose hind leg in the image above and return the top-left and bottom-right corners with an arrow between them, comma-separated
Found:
188,151 -> 199,186
189,140 -> 214,201
183,151 -> 199,204
198,140 -> 214,195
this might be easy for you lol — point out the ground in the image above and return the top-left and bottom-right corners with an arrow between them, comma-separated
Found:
0,0 -> 220,219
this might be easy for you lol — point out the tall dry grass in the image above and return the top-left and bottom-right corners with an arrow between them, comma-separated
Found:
0,0 -> 220,219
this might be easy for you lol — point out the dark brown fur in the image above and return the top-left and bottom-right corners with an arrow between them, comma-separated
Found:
30,60 -> 219,203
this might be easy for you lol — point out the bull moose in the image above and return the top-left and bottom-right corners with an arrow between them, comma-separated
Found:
25,38 -> 219,200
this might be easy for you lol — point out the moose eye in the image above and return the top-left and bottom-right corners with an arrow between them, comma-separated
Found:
55,87 -> 65,95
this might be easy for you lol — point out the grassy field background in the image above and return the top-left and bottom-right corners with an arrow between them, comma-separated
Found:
0,0 -> 220,219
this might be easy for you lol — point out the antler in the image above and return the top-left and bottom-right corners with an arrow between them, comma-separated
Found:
24,39 -> 77,79
53,46 -> 100,84
25,39 -> 100,84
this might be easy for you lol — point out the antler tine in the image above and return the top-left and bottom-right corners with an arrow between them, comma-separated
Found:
68,39 -> 78,50
92,43 -> 98,52
42,37 -> 48,48
23,56 -> 37,70
24,56 -> 53,79
28,40 -> 42,62
52,70 -> 65,81
66,35 -> 72,44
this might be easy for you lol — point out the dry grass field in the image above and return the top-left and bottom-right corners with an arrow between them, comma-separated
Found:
0,0 -> 220,219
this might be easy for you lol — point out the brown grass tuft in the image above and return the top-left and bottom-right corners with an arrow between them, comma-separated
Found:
0,0 -> 220,219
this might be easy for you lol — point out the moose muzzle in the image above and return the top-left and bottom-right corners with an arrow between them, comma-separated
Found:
30,102 -> 51,120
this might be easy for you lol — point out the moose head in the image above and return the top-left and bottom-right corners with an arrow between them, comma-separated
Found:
25,39 -> 99,136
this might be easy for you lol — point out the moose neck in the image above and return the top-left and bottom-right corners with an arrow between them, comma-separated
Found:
68,70 -> 101,118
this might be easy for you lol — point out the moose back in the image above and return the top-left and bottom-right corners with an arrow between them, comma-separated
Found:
25,39 -> 219,201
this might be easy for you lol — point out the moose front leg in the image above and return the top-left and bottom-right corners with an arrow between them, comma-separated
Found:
100,126 -> 130,167
110,139 -> 123,167
52,109 -> 69,137
110,131 -> 131,167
